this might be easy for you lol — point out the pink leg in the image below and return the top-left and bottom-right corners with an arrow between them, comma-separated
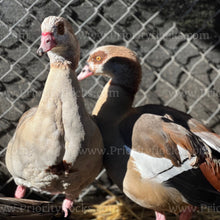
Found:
179,206 -> 195,220
14,185 -> 26,198
62,198 -> 73,218
155,211 -> 166,220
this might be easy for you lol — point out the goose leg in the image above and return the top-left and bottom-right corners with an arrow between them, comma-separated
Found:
62,198 -> 73,218
179,206 -> 195,220
155,211 -> 166,220
14,185 -> 26,198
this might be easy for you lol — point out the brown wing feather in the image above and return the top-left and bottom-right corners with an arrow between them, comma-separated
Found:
195,132 -> 220,191
200,158 -> 220,191
131,114 -> 209,167
123,105 -> 220,191
161,117 -> 211,162
135,104 -> 212,133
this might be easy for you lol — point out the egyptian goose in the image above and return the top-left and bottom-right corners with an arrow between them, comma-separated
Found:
78,45 -> 220,220
5,16 -> 103,217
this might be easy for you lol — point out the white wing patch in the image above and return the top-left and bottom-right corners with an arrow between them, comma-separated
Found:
124,145 -> 196,183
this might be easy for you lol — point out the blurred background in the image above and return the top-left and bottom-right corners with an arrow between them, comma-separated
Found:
0,0 -> 220,218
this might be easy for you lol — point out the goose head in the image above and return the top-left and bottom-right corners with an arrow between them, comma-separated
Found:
37,16 -> 80,69
78,45 -> 142,94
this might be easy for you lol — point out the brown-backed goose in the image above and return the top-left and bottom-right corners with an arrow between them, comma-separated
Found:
78,45 -> 220,220
5,16 -> 103,218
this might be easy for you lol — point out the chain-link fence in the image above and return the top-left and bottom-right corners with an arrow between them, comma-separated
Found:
0,0 -> 220,208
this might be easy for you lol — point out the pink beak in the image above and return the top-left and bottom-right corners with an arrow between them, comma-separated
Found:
77,64 -> 94,80
37,32 -> 56,56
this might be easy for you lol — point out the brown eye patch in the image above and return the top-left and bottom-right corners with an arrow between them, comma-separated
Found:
57,22 -> 64,35
89,51 -> 107,64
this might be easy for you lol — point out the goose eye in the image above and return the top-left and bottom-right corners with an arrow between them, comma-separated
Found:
95,56 -> 102,62
57,22 -> 64,35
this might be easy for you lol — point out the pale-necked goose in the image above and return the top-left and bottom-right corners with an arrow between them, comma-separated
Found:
78,45 -> 220,220
5,16 -> 103,218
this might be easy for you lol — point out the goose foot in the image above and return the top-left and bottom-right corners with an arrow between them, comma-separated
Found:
179,206 -> 195,220
155,211 -> 166,220
62,198 -> 73,218
15,185 -> 26,198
